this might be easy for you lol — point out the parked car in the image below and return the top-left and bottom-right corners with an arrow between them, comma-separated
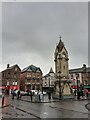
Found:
39,91 -> 47,95
0,89 -> 2,97
43,91 -> 47,95
14,90 -> 26,96
30,90 -> 47,95
30,90 -> 38,95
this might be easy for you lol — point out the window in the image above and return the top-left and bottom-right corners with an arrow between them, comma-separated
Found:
76,73 -> 79,79
71,74 -> 73,79
27,73 -> 31,77
7,81 -> 9,86
63,66 -> 65,69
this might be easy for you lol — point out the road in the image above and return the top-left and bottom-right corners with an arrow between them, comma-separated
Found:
0,96 -> 90,119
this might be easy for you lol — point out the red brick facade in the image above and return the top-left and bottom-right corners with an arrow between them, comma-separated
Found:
20,65 -> 43,92
1,64 -> 21,94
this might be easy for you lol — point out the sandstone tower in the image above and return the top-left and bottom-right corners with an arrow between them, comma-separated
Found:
54,36 -> 69,79
54,36 -> 72,96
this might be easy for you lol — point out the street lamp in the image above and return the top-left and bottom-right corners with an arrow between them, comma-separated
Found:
76,74 -> 79,91
58,71 -> 62,100
82,64 -> 87,87
49,75 -> 50,93
48,75 -> 51,100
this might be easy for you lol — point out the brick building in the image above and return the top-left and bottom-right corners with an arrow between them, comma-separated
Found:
1,64 -> 21,94
69,64 -> 90,90
20,65 -> 43,92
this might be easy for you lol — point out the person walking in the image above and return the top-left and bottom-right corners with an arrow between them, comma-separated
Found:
12,90 -> 15,99
17,90 -> 20,100
77,89 -> 80,100
84,89 -> 89,99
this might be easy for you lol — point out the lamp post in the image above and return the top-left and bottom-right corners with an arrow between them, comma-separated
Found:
49,77 -> 50,90
48,75 -> 51,100
58,71 -> 62,100
76,74 -> 78,91
82,64 -> 87,88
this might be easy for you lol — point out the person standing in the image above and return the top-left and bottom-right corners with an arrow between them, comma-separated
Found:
39,93 -> 41,102
48,92 -> 51,101
86,89 -> 89,99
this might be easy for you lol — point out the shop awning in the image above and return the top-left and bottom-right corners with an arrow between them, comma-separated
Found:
71,85 -> 79,89
84,85 -> 90,89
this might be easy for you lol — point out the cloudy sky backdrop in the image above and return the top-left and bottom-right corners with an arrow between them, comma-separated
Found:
2,2 -> 88,75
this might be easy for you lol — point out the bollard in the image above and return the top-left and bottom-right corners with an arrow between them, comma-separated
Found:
2,94 -> 4,107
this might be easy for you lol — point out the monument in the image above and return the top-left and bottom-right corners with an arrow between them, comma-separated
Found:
54,36 -> 73,98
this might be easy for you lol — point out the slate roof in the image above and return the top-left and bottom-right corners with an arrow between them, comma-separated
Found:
49,67 -> 54,73
44,73 -> 50,78
56,39 -> 64,52
21,64 -> 42,73
69,67 -> 90,73
2,64 -> 21,72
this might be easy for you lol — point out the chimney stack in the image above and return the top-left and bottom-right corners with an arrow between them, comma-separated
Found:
7,64 -> 10,68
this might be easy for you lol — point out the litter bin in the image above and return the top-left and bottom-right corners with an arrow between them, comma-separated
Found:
35,94 -> 39,102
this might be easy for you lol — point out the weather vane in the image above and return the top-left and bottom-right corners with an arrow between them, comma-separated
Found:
59,36 -> 61,41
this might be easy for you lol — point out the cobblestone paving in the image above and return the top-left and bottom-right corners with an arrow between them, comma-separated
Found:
1,95 -> 90,119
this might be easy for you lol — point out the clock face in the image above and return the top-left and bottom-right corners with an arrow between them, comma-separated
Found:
62,54 -> 65,58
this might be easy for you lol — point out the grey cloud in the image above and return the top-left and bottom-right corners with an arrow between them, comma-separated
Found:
2,2 -> 88,74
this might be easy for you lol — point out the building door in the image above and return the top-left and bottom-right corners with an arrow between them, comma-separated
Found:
27,85 -> 31,90
32,85 -> 35,90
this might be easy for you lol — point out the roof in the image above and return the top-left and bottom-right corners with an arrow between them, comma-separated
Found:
69,67 -> 90,73
21,64 -> 42,73
49,67 -> 54,73
2,64 -> 21,72
56,37 -> 68,54
44,73 -> 50,78
56,39 -> 64,52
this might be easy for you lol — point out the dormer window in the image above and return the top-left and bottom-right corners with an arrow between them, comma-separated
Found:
62,52 -> 66,58
15,67 -> 18,71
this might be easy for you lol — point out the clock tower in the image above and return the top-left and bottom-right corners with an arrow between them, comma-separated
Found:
54,36 -> 69,79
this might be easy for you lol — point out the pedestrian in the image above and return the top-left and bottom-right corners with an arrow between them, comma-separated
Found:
27,89 -> 29,96
40,93 -> 44,101
77,89 -> 80,100
74,89 -> 77,96
19,94 -> 22,99
39,93 -> 41,102
12,90 -> 15,99
30,91 -> 33,102
48,92 -> 51,100
17,90 -> 20,100
80,89 -> 84,99
86,89 -> 89,99
84,89 -> 89,99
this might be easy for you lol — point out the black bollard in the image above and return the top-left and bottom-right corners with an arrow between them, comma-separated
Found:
2,95 -> 4,107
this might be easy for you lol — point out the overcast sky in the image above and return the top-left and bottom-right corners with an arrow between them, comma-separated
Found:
2,2 -> 88,75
